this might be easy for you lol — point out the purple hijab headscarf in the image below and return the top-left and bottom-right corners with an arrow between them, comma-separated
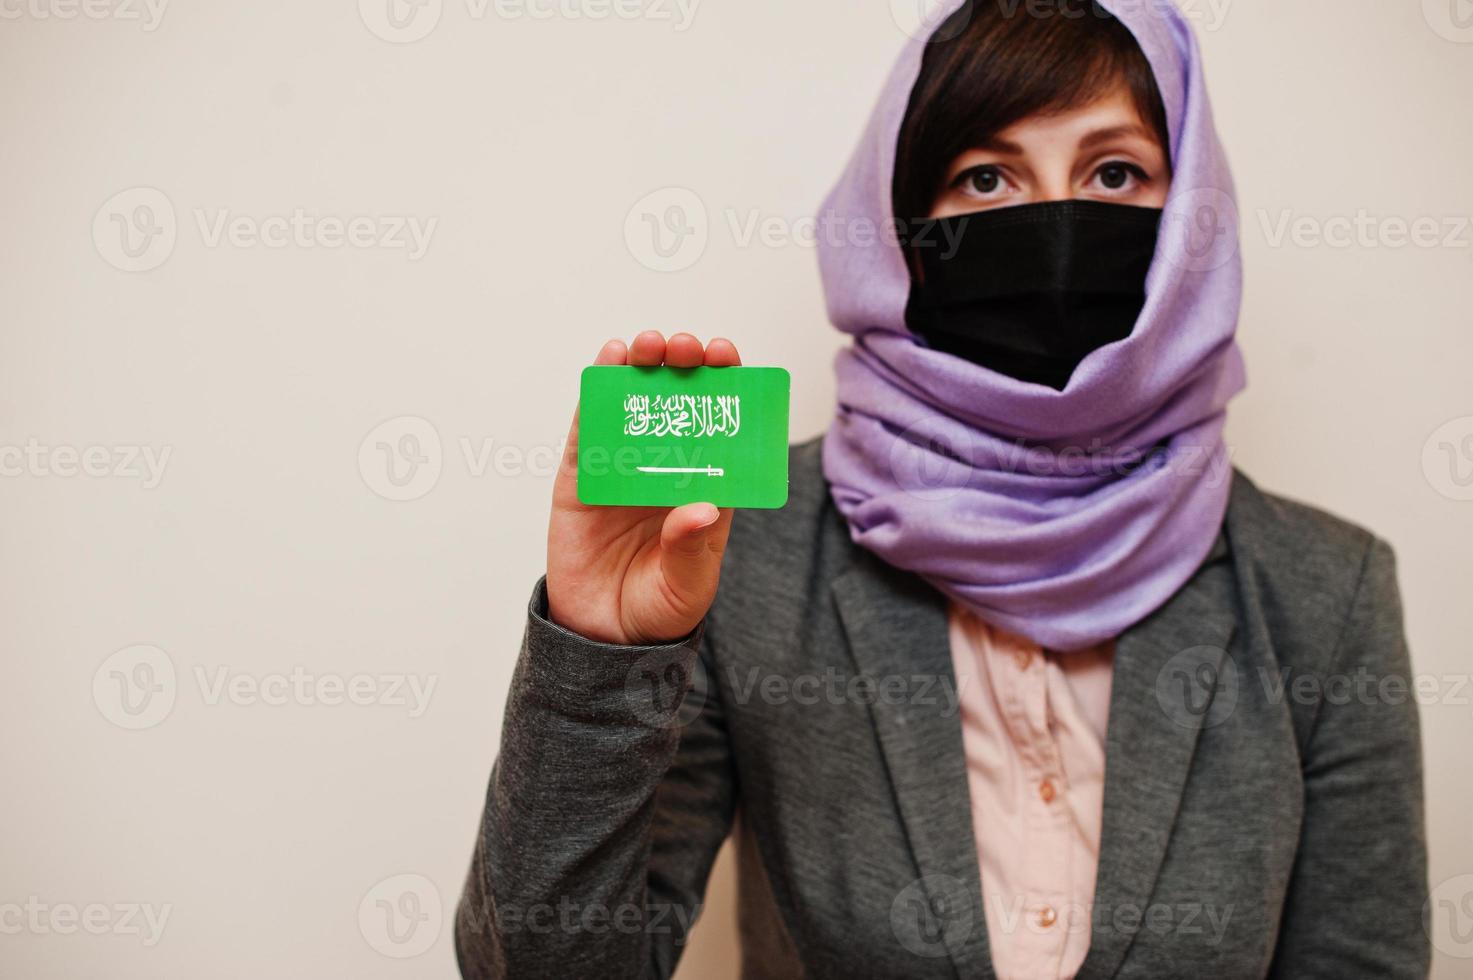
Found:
820,0 -> 1246,651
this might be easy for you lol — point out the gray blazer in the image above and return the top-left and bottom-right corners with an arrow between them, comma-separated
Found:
456,438 -> 1429,979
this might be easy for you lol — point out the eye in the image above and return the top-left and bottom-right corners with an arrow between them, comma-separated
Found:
1091,161 -> 1149,194
953,165 -> 1011,199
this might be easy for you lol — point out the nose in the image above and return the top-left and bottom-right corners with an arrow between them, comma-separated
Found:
1033,170 -> 1075,204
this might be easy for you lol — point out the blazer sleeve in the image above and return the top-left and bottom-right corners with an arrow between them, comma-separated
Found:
1269,536 -> 1430,978
455,577 -> 738,980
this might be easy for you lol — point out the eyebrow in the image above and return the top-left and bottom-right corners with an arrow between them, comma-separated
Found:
965,122 -> 1157,159
974,136 -> 1025,155
1076,123 -> 1156,151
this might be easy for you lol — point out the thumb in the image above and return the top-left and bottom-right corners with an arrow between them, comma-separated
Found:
658,502 -> 729,606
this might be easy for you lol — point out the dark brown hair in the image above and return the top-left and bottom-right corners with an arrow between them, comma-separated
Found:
892,0 -> 1171,225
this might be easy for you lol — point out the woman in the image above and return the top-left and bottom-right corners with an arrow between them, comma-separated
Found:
456,1 -> 1429,976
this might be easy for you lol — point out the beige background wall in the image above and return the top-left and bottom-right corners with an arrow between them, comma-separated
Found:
2,0 -> 1470,976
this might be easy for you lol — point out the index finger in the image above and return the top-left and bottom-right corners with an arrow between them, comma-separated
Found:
703,337 -> 742,367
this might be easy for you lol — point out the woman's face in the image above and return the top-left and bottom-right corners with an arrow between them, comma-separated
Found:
928,79 -> 1170,219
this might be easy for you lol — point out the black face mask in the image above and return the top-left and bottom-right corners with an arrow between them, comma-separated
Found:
904,199 -> 1162,391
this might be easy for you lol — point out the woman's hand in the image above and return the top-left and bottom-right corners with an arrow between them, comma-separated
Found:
545,331 -> 741,645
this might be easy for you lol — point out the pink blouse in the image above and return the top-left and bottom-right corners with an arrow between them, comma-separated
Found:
947,603 -> 1116,980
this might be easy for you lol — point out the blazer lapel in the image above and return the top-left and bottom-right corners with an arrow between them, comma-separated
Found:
832,551 -> 996,978
1075,531 -> 1238,979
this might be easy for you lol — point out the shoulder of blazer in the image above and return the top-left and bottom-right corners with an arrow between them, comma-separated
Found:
1224,466 -> 1402,750
1224,465 -> 1389,642
1226,466 -> 1384,575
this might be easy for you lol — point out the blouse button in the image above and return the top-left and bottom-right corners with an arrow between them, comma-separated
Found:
1014,651 -> 1032,670
1038,905 -> 1058,928
1039,779 -> 1057,803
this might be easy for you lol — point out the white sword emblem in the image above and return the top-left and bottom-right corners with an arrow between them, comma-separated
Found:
636,465 -> 725,477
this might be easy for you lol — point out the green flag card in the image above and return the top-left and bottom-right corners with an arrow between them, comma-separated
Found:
576,365 -> 790,509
